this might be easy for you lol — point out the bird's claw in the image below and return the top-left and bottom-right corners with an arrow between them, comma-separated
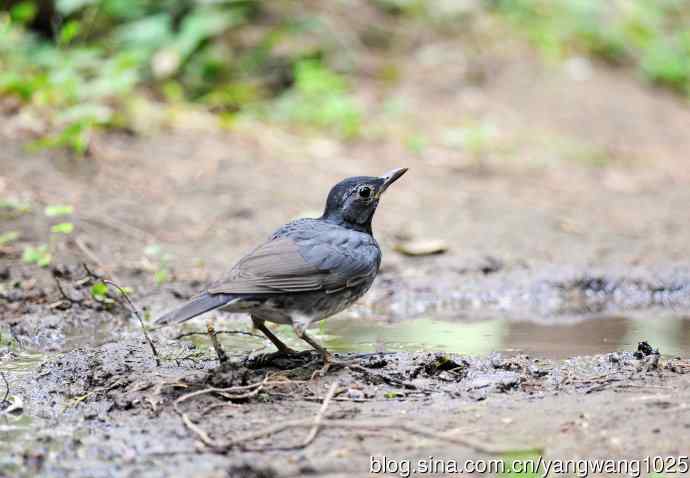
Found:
311,351 -> 349,379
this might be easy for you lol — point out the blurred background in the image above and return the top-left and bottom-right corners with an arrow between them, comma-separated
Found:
1,0 -> 690,355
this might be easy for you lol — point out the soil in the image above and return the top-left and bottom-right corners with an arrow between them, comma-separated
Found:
2,16 -> 690,478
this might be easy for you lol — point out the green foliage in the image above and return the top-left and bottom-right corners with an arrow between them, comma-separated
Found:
144,243 -> 172,285
90,281 -> 115,304
384,391 -> 404,399
21,244 -> 52,267
90,281 -> 108,297
10,2 -> 37,24
44,204 -> 73,217
271,60 -> 362,138
50,222 -> 74,234
0,199 -> 31,214
492,0 -> 690,96
0,2 -> 373,147
0,1 -> 258,153
0,231 -> 20,246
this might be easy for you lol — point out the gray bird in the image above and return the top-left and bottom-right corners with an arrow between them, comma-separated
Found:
156,168 -> 408,362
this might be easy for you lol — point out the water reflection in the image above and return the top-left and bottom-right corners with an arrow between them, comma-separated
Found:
321,314 -> 690,359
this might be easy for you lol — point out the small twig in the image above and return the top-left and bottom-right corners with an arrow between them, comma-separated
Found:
53,277 -> 83,307
301,381 -> 338,448
1,372 -> 9,405
173,374 -> 304,445
206,322 -> 228,364
104,279 -> 160,366
175,380 -> 268,406
173,377 -> 270,448
301,396 -> 368,403
180,411 -> 216,448
81,262 -> 102,280
75,236 -> 121,282
172,376 -> 522,455
174,330 -> 263,340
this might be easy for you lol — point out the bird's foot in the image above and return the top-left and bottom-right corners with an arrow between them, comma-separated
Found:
311,351 -> 352,378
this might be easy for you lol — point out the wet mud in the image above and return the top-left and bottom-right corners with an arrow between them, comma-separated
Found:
3,332 -> 690,477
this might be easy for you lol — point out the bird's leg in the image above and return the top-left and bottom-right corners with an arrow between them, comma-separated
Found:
251,317 -> 296,354
297,329 -> 331,362
292,322 -> 335,376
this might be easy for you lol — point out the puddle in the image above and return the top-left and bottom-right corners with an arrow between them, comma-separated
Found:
0,352 -> 46,376
319,314 -> 690,359
195,312 -> 690,360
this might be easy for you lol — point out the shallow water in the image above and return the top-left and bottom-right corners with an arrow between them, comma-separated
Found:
320,313 -> 690,358
194,311 -> 690,360
4,307 -> 689,365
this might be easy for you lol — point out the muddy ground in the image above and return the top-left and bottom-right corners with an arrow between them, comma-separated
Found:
2,19 -> 690,478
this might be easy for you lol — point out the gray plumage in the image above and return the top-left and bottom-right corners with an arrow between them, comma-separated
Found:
156,168 -> 408,358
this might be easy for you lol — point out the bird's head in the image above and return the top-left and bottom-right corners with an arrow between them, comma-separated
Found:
322,168 -> 408,233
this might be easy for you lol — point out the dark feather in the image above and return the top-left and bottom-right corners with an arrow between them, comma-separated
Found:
155,293 -> 233,325
207,232 -> 379,295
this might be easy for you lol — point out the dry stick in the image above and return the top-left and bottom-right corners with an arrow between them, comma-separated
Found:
175,380 -> 266,407
174,373 -> 300,406
104,279 -> 160,366
173,374 -> 306,446
206,322 -> 228,365
75,236 -> 122,283
300,381 -> 339,449
53,277 -> 83,307
173,378 -> 529,455
173,378 -> 270,448
180,411 -> 216,448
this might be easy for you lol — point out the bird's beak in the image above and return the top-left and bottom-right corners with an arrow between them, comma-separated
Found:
377,168 -> 408,197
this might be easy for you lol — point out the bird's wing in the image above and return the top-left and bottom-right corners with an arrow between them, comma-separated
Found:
207,234 -> 378,295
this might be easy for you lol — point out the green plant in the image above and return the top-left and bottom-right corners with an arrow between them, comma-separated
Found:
144,243 -> 172,285
0,1 -> 260,153
270,59 -> 362,138
491,0 -> 690,96
50,222 -> 74,234
22,244 -> 52,267
1,2 -> 386,149
0,231 -> 20,246
90,281 -> 116,304
44,204 -> 74,217
0,199 -> 31,215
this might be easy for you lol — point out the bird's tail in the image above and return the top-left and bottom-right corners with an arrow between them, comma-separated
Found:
155,293 -> 234,326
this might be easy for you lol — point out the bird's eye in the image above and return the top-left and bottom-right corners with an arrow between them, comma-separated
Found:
358,186 -> 371,199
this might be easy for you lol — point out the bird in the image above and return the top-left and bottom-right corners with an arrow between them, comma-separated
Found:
155,168 -> 408,364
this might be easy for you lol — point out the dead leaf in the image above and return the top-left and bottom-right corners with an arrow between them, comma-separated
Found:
394,239 -> 448,256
